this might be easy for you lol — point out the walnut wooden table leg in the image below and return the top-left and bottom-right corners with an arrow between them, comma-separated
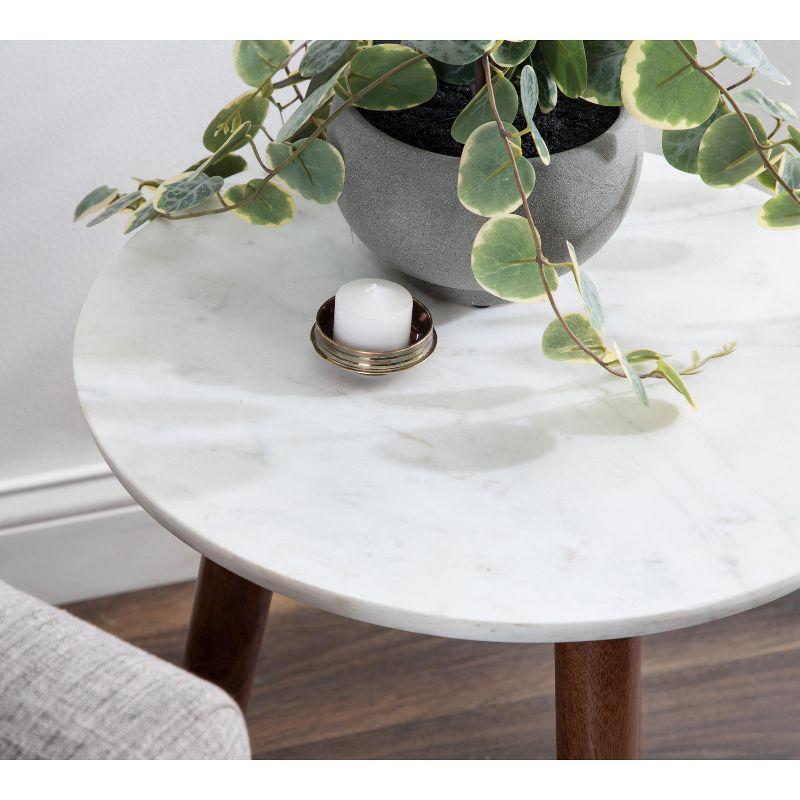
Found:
554,637 -> 641,759
183,557 -> 272,711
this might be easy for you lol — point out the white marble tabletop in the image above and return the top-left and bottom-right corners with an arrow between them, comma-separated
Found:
74,155 -> 800,642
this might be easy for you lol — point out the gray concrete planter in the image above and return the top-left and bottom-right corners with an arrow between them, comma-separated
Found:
328,103 -> 644,306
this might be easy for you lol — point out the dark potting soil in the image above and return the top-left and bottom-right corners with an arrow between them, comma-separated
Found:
358,80 -> 620,158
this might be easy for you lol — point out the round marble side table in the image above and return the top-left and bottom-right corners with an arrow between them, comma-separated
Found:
74,155 -> 800,759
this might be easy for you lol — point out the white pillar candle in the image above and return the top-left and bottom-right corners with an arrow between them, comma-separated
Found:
333,278 -> 413,352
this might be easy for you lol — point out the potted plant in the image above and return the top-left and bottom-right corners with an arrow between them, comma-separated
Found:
76,39 -> 799,408
328,41 -> 642,307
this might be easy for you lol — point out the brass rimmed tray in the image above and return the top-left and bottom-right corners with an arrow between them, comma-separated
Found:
310,296 -> 437,375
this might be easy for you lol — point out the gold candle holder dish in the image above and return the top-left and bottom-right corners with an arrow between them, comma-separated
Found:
310,296 -> 437,375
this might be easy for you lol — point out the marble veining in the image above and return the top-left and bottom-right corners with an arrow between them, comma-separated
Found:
74,156 -> 800,642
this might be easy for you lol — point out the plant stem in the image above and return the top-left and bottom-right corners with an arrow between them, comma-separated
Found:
273,72 -> 306,90
726,68 -> 756,92
700,56 -> 727,70
288,40 -> 309,61
247,136 -> 270,172
675,40 -> 800,205
286,66 -> 305,103
480,56 -> 625,379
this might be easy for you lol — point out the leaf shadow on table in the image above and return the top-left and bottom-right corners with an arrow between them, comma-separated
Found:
586,237 -> 692,272
377,386 -> 535,411
423,298 -> 479,326
86,398 -> 274,499
632,178 -> 723,214
379,393 -> 679,473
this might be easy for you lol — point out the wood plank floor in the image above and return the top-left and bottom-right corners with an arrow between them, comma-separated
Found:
65,583 -> 800,759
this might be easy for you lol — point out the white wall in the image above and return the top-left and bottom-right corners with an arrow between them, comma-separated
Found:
0,41 -> 248,480
0,40 -> 797,601
0,41 -> 277,600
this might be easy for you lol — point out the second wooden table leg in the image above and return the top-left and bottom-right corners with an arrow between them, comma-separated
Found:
554,637 -> 641,759
183,556 -> 272,711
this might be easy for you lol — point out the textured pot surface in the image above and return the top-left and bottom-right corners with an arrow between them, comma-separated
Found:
328,104 -> 644,306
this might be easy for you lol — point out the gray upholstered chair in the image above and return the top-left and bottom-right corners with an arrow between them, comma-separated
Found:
0,579 -> 250,759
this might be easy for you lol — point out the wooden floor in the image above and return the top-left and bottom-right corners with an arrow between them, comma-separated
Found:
66,583 -> 800,759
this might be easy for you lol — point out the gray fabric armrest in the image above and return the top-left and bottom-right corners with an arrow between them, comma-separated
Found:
0,580 -> 250,759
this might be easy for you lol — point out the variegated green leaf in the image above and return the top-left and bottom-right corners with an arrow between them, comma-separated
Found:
74,185 -> 117,222
86,191 -> 141,227
520,64 -> 538,128
306,43 -> 359,93
124,201 -> 157,234
583,40 -> 630,106
532,51 -> 557,113
566,241 -> 604,331
407,40 -> 497,65
276,68 -> 344,142
717,40 -> 767,68
656,358 -> 695,409
203,92 -> 268,152
432,59 -> 475,86
735,87 -> 797,122
152,172 -> 223,214
300,40 -> 354,77
186,153 -> 248,180
226,179 -> 295,227
519,65 -> 550,165
624,349 -> 662,364
698,112 -> 769,187
755,165 -> 779,192
539,40 -> 587,99
267,138 -> 345,204
349,44 -> 437,111
492,40 -> 536,68
613,341 -> 649,406
451,72 -> 519,144
779,153 -> 800,191
662,101 -> 729,174
542,313 -> 604,362
788,125 -> 800,153
471,215 -> 557,303
458,122 -> 534,217
759,60 -> 790,86
621,40 -> 719,130
233,40 -> 291,87
759,191 -> 800,229
196,121 -> 252,174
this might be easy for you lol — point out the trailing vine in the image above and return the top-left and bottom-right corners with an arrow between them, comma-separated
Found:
77,40 -> 798,408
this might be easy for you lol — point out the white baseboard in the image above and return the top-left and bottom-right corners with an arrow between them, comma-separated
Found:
0,463 -> 199,604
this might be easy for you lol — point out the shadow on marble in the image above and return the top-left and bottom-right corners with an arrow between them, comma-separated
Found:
381,395 -> 679,473
86,398 -> 272,498
381,419 -> 556,472
633,179 -> 722,213
474,308 -> 549,329
589,237 -> 692,272
424,298 -> 476,326
544,395 -> 679,437
376,386 -> 534,411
